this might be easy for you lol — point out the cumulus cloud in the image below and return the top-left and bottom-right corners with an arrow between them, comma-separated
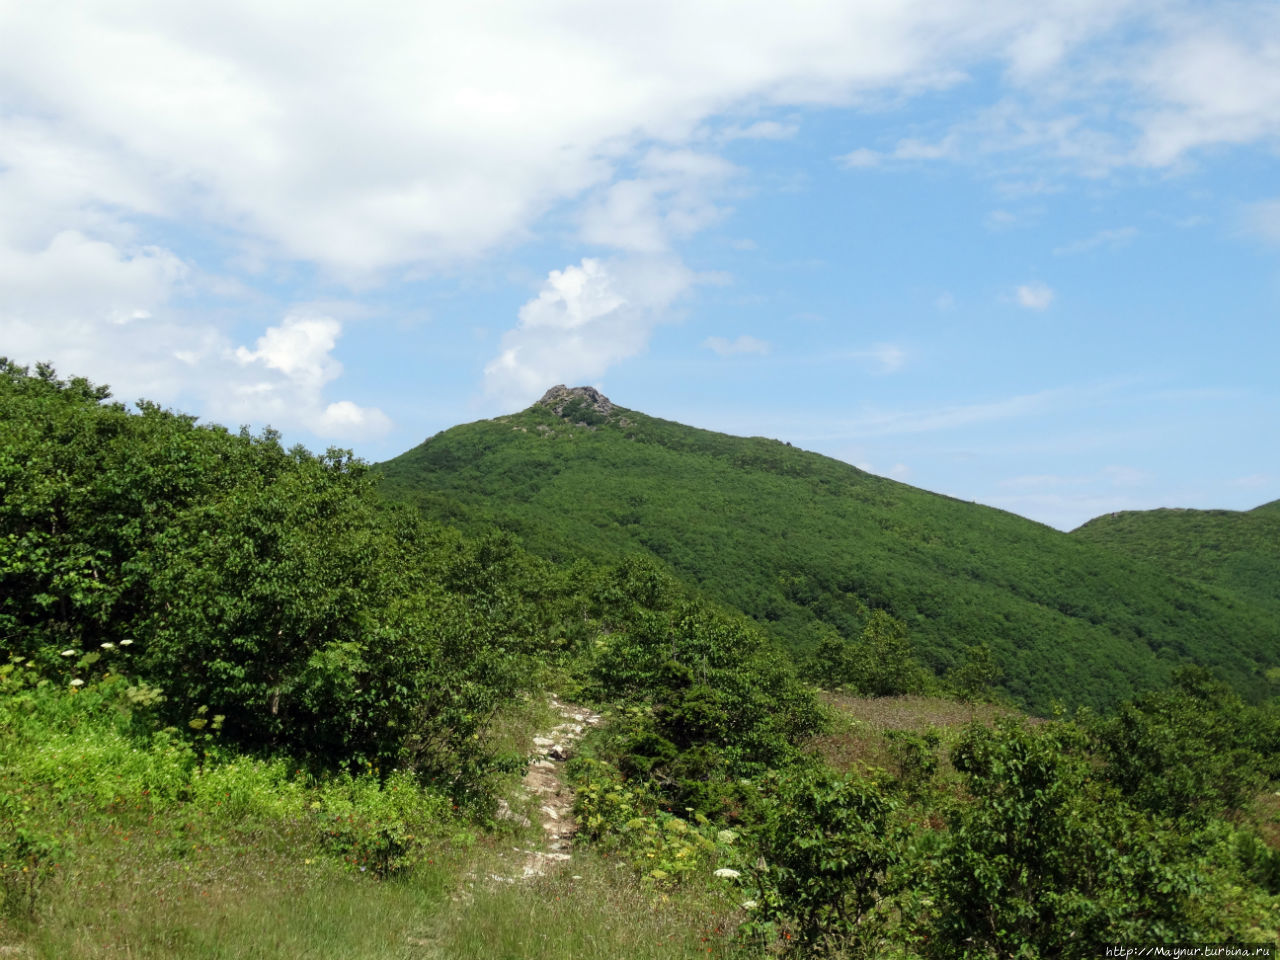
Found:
11,0 -> 1268,284
484,256 -> 694,408
226,314 -> 390,438
704,335 -> 770,356
1016,283 -> 1055,310
0,253 -> 389,441
5,0 -> 1280,432
1130,8 -> 1280,167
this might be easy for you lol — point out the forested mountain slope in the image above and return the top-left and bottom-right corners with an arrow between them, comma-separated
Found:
1074,500 -> 1280,629
377,387 -> 1280,713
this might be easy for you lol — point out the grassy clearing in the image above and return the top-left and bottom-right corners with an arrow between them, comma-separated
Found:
817,692 -> 1019,732
20,855 -> 457,960
0,674 -> 741,960
430,850 -> 739,960
807,692 -> 1021,776
3,797 -> 738,960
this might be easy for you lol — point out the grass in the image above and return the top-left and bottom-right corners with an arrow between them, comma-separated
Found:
0,674 -> 741,960
19,852 -> 457,960
817,692 -> 1017,732
429,849 -> 739,960
5,801 -> 738,960
807,692 -> 1026,778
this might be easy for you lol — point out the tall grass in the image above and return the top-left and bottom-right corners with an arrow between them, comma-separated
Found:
0,673 -> 741,960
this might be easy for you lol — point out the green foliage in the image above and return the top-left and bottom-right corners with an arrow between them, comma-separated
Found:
930,718 -> 1223,956
572,758 -> 731,887
812,610 -> 927,697
0,360 -> 571,795
748,764 -> 901,955
378,396 -> 1280,712
1091,667 -> 1274,822
582,572 -> 824,805
0,792 -> 63,923
947,641 -> 1004,703
1074,501 -> 1280,630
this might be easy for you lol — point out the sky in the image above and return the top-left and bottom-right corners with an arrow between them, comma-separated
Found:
2,0 -> 1278,531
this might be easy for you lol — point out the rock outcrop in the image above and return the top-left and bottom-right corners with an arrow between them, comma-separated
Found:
537,385 -> 613,423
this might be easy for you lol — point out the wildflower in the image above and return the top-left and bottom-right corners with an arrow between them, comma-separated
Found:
70,679 -> 85,687
120,639 -> 134,646
713,868 -> 741,879
61,649 -> 76,657
100,642 -> 115,650
741,899 -> 758,910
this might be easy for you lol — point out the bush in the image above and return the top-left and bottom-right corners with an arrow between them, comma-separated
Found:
930,718 -> 1213,956
747,764 -> 901,955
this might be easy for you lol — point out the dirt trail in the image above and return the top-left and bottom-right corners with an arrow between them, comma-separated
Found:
489,696 -> 603,883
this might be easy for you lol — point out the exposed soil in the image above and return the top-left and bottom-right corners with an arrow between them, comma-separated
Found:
488,696 -> 603,883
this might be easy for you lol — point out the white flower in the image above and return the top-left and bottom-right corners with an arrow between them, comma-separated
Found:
120,640 -> 134,646
741,900 -> 758,910
61,649 -> 76,657
70,678 -> 85,687
716,829 -> 737,845
100,642 -> 115,650
713,868 -> 741,879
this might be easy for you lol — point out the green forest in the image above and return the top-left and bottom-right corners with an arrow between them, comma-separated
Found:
377,390 -> 1280,712
3,368 -> 1278,958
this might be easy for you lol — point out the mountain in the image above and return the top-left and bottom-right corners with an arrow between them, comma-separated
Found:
1073,501 -> 1280,628
377,386 -> 1280,712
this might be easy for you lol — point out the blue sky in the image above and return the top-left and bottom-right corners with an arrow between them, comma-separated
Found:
2,1 -> 1278,529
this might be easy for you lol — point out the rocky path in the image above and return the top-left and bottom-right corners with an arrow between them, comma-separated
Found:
489,696 -> 603,883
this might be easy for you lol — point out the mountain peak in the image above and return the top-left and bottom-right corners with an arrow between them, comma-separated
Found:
537,384 -> 614,423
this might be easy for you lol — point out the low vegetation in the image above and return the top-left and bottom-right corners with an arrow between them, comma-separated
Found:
3,364 -> 1278,956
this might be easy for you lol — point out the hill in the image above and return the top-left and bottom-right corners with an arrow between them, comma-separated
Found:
1073,500 -> 1280,626
377,387 -> 1280,712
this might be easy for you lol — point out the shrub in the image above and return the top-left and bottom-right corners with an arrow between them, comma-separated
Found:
747,763 -> 901,955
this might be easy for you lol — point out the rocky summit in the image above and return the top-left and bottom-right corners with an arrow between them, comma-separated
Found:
537,385 -> 614,422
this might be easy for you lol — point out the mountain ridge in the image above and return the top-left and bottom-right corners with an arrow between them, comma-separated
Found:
377,389 -> 1280,712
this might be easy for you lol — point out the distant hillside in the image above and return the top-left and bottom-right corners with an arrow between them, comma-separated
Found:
378,387 -> 1280,712
1073,501 -> 1280,625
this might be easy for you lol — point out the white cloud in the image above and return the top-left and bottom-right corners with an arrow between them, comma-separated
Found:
0,251 -> 389,441
1130,9 -> 1280,167
225,314 -> 391,439
578,149 -> 738,253
1054,226 -> 1137,255
1016,283 -> 1055,310
985,209 -> 1019,230
839,148 -> 882,169
5,0 -> 1280,432
704,335 -> 770,356
808,384 -> 1106,440
484,256 -> 694,408
719,120 -> 799,141
13,0 -> 1260,286
851,343 -> 907,374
